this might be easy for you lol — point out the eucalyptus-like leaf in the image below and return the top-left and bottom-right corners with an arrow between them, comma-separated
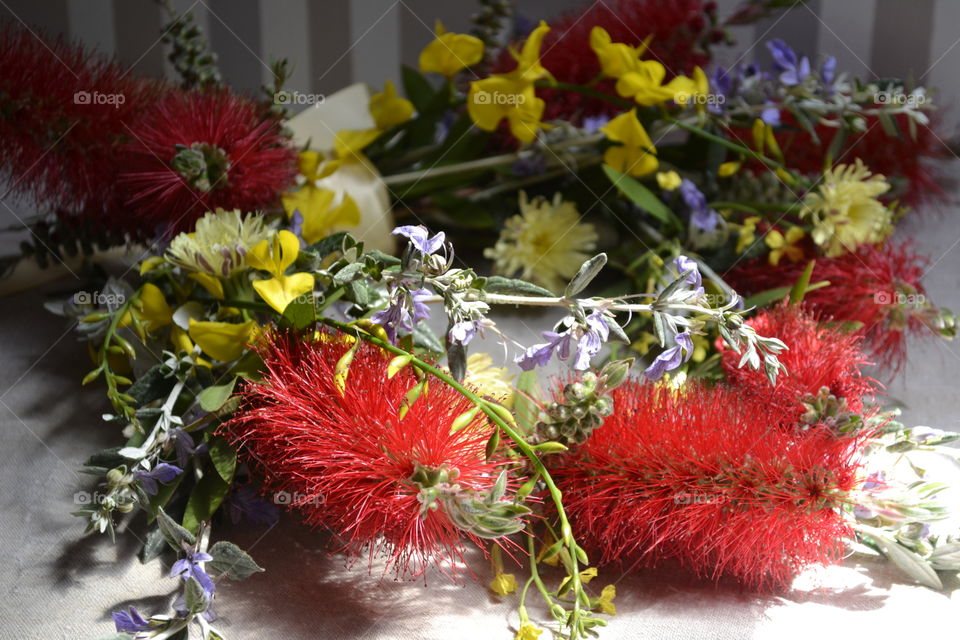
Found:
207,541 -> 265,580
565,253 -> 607,298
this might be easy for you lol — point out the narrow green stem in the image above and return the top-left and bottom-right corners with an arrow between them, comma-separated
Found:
538,80 -> 634,110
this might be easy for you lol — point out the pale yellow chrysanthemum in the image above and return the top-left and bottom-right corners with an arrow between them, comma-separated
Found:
167,208 -> 270,276
484,192 -> 598,294
801,159 -> 892,257
464,353 -> 515,406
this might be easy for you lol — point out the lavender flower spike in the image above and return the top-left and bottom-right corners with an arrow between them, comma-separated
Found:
393,225 -> 445,255
767,38 -> 809,86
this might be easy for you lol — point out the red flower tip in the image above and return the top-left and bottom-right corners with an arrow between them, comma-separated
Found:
119,89 -> 297,233
551,381 -> 868,590
223,332 -> 514,580
727,243 -> 937,372
718,303 -> 879,424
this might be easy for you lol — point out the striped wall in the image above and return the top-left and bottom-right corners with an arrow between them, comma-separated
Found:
2,0 -> 958,133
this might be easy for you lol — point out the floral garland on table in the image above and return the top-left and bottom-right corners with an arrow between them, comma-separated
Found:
1,1 -> 958,639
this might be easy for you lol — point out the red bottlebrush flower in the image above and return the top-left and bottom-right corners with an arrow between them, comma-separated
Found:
718,303 -> 878,424
551,381 -> 867,590
0,27 -> 163,220
490,0 -> 719,124
727,243 -> 939,371
118,89 -> 296,233
224,332 -> 513,580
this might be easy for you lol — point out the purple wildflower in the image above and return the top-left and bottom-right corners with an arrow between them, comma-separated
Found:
582,114 -> 611,134
767,39 -> 810,86
370,287 -> 432,343
820,55 -> 837,84
170,551 -> 215,595
448,320 -> 477,345
516,311 -> 610,371
643,332 -> 693,380
133,463 -> 182,496
760,103 -> 781,126
392,225 -> 445,255
511,154 -> 547,177
112,606 -> 151,634
673,255 -> 703,293
289,210 -> 307,247
678,179 -> 719,231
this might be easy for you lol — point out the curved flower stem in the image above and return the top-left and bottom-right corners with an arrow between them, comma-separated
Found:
314,315 -> 587,637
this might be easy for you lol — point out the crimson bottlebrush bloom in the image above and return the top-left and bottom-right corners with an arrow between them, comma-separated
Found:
727,243 -> 940,371
118,89 -> 296,233
718,303 -> 878,423
551,382 -> 867,590
0,27 -> 162,220
224,332 -> 513,580
491,0 -> 719,124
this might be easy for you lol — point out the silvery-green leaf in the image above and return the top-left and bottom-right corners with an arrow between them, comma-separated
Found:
863,530 -> 943,589
604,316 -> 629,344
929,542 -> 960,570
156,507 -> 196,550
207,541 -> 264,580
483,276 -> 554,297
565,253 -> 607,298
184,577 -> 210,614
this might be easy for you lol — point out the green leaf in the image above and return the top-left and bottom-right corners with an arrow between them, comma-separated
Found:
181,469 -> 231,534
156,507 -> 196,549
127,363 -> 176,407
789,260 -> 816,304
140,526 -> 167,563
304,231 -> 349,259
413,322 -> 444,353
565,253 -> 607,298
862,529 -> 943,589
401,64 -> 436,112
184,577 -> 210,613
197,377 -> 237,412
745,280 -> 831,309
207,436 -> 237,483
207,540 -> 265,580
483,276 -> 555,297
602,164 -> 682,228
281,294 -> 316,330
146,471 -> 184,521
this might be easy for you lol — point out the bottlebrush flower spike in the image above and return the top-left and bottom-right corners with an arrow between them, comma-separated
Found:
0,27 -> 163,221
551,381 -> 868,590
223,331 -> 522,580
718,303 -> 878,425
727,243 -> 947,371
118,89 -> 297,233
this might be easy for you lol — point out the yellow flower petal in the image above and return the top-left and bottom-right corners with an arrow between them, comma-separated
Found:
188,319 -> 258,362
514,623 -> 543,640
334,128 -> 382,162
579,567 -> 598,584
369,80 -> 414,129
489,572 -> 518,596
599,584 -> 617,615
511,21 -> 551,83
188,272 -> 225,300
419,21 -> 485,77
718,161 -> 741,177
656,170 -> 682,191
253,272 -> 315,314
139,256 -> 166,275
136,283 -> 173,333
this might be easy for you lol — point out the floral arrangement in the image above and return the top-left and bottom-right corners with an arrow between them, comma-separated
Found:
3,1 -> 960,639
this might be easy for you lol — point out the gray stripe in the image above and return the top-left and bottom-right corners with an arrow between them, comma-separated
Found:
754,0 -> 823,65
871,0 -> 934,79
112,0 -> 166,78
67,0 -> 115,57
307,0 -> 352,96
207,0 -> 264,95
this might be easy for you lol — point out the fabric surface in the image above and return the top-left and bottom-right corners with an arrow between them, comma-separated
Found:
1,208 -> 959,639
